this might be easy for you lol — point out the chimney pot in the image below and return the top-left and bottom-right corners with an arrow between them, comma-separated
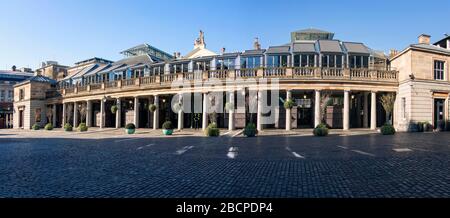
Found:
389,49 -> 398,58
418,34 -> 431,44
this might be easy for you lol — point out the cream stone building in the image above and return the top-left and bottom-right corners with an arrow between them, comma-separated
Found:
14,29 -> 402,131
391,34 -> 450,131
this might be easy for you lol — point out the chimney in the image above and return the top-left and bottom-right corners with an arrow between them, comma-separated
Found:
11,65 -> 16,71
173,52 -> 178,59
254,37 -> 261,50
221,47 -> 226,54
389,49 -> 399,58
177,52 -> 181,58
418,34 -> 431,44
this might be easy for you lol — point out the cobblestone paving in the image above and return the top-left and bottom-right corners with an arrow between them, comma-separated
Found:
0,130 -> 448,197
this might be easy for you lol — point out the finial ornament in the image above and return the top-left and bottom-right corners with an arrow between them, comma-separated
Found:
194,30 -> 206,49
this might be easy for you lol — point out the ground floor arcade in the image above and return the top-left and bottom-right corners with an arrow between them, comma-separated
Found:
48,89 -> 391,131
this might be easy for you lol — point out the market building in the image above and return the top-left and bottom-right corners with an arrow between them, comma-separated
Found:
14,29 -> 404,131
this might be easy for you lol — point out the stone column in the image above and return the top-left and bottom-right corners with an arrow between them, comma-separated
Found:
202,93 -> 208,131
62,103 -> 66,125
228,91 -> 235,131
371,92 -> 377,130
134,97 -> 140,128
115,98 -> 121,128
343,90 -> 350,130
100,99 -> 105,128
86,100 -> 92,127
52,104 -> 57,127
314,90 -> 321,127
153,95 -> 159,130
177,95 -> 183,130
73,102 -> 79,128
285,90 -> 292,131
257,90 -> 263,131
363,93 -> 369,128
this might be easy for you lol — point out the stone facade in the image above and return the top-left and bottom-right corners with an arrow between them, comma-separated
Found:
391,35 -> 450,131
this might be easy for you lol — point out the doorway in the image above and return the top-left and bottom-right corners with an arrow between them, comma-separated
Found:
19,109 -> 24,128
434,99 -> 445,129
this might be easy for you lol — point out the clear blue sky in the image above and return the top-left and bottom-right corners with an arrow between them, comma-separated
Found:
1,0 -> 449,69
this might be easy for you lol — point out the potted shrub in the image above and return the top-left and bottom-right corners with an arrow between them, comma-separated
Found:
380,124 -> 396,135
283,99 -> 295,109
32,124 -> 40,130
205,122 -> 220,137
423,121 -> 431,132
78,123 -> 88,132
44,123 -> 53,131
416,122 -> 424,132
313,123 -> 329,137
64,123 -> 73,131
111,105 -> 118,114
162,121 -> 173,135
125,123 -> 136,134
148,104 -> 157,112
243,123 -> 257,137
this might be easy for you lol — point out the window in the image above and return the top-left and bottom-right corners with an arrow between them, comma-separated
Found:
8,90 -> 13,102
267,55 -> 288,67
19,89 -> 24,100
0,90 -> 4,102
241,56 -> 261,69
322,54 -> 343,68
216,58 -> 235,70
434,60 -> 445,80
401,97 -> 406,119
350,55 -> 369,68
194,61 -> 210,71
173,63 -> 189,73
293,54 -> 315,67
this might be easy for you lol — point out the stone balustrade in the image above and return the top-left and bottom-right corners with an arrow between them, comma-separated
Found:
59,67 -> 398,97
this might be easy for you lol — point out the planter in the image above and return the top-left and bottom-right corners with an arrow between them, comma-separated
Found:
163,129 -> 173,135
125,128 -> 135,134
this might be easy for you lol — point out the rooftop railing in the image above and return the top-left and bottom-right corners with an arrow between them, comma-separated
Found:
59,67 -> 398,97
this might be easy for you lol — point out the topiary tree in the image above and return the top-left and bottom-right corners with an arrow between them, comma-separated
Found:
283,99 -> 295,109
44,123 -> 53,130
162,121 -> 173,130
380,124 -> 396,135
148,104 -> 157,112
111,105 -> 118,114
313,123 -> 329,136
78,123 -> 88,132
205,122 -> 220,137
64,123 -> 73,131
243,123 -> 257,137
32,124 -> 40,130
380,93 -> 396,125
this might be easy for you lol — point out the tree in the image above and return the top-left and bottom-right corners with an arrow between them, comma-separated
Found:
46,107 -> 53,124
79,103 -> 87,123
319,93 -> 331,124
66,104 -> 73,124
380,93 -> 396,125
